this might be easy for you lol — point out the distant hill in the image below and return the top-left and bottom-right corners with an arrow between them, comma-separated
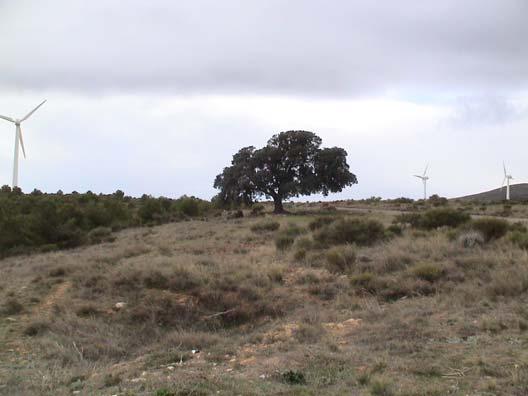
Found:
456,183 -> 528,202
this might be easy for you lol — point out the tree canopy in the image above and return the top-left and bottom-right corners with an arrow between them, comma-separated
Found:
214,130 -> 358,213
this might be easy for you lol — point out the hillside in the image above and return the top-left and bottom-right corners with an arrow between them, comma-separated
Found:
457,183 -> 528,202
2,205 -> 528,395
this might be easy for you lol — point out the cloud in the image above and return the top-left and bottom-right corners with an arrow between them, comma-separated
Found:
1,1 -> 527,97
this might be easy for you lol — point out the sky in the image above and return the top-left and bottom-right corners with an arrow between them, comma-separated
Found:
0,0 -> 527,200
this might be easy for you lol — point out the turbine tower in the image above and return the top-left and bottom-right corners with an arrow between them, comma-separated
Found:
414,164 -> 429,200
502,162 -> 513,201
0,100 -> 46,188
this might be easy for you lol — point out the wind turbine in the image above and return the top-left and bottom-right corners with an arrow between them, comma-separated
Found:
414,164 -> 429,200
0,100 -> 46,188
502,162 -> 513,201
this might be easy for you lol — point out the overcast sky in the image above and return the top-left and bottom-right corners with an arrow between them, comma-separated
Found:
1,0 -> 527,200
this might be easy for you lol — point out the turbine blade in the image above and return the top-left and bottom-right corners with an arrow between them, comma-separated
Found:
423,164 -> 429,177
502,177 -> 506,188
414,175 -> 423,179
503,161 -> 507,176
0,114 -> 15,123
20,100 -> 46,122
18,126 -> 26,159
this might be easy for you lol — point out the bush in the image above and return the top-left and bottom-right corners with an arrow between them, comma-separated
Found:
308,216 -> 337,231
469,218 -> 509,242
2,298 -> 24,315
282,370 -> 307,385
275,234 -> 295,251
419,208 -> 470,230
510,222 -> 527,233
411,263 -> 444,282
386,224 -> 402,236
393,213 -> 422,227
325,245 -> 356,274
23,321 -> 49,336
428,194 -> 448,207
314,218 -> 385,246
250,220 -> 280,232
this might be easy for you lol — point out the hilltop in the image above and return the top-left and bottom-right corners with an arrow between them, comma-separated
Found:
457,183 -> 528,202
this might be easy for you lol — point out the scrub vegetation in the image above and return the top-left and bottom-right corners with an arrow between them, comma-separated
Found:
2,198 -> 528,395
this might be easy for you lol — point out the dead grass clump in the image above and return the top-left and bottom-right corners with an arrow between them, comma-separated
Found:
510,230 -> 528,250
294,322 -> 325,343
325,245 -> 356,274
381,253 -> 414,272
314,218 -> 385,247
308,282 -> 340,300
112,270 -> 143,292
250,219 -> 280,232
163,330 -> 222,350
487,269 -> 528,298
127,294 -> 197,327
87,226 -> 114,243
457,230 -> 485,248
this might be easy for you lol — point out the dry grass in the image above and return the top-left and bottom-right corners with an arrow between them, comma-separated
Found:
1,204 -> 528,394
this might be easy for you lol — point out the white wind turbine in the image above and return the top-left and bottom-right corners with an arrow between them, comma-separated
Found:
414,164 -> 429,200
502,161 -> 513,201
0,100 -> 46,188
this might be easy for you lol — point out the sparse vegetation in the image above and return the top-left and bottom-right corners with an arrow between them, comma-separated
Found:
3,199 -> 528,394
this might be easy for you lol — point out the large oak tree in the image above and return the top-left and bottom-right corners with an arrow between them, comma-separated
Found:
214,130 -> 357,213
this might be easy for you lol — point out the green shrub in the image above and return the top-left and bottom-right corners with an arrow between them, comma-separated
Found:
275,234 -> 295,251
510,222 -> 528,233
325,245 -> 356,274
349,272 -> 376,289
469,218 -> 509,242
369,378 -> 395,396
250,220 -> 280,232
393,213 -> 422,227
419,208 -> 470,230
282,223 -> 305,237
411,263 -> 444,282
282,370 -> 307,385
386,224 -> 402,236
314,218 -> 385,246
308,216 -> 337,231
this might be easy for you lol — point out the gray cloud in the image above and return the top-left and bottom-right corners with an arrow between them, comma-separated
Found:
1,1 -> 527,96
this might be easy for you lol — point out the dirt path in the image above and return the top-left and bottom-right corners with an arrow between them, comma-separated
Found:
0,280 -> 72,385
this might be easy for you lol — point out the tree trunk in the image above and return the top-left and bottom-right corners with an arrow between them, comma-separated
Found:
273,197 -> 285,214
